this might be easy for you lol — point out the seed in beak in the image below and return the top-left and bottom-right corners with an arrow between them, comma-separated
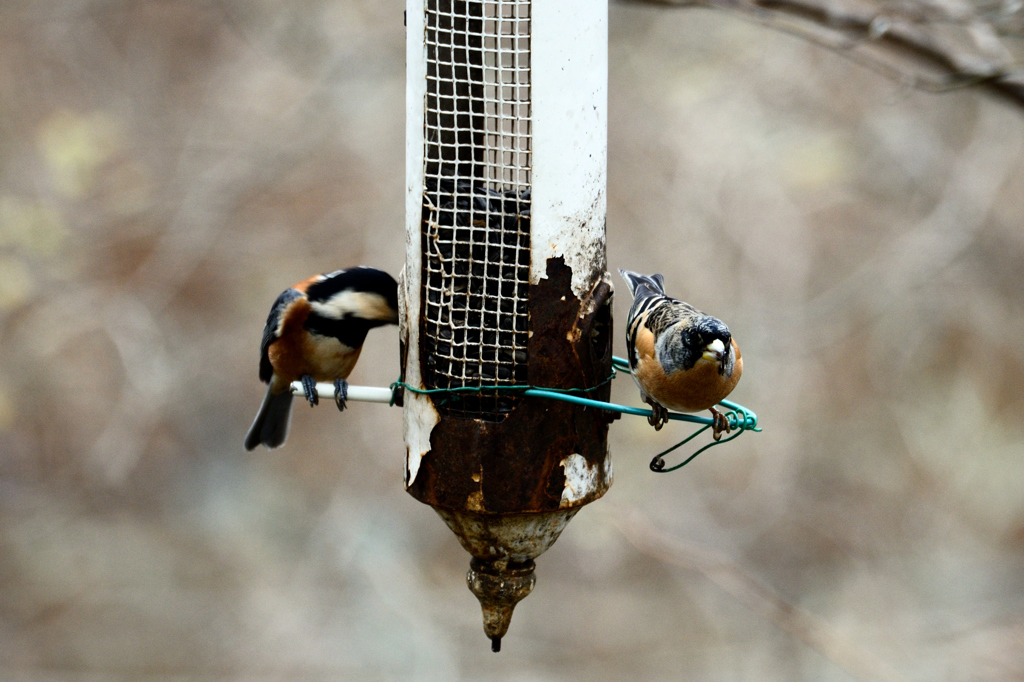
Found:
702,338 -> 726,362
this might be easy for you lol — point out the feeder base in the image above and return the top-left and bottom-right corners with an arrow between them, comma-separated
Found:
433,507 -> 581,649
467,557 -> 536,652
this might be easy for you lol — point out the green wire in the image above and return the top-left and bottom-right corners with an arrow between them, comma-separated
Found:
391,355 -> 760,473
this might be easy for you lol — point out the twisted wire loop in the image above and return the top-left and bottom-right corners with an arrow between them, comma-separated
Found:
648,401 -> 758,473
610,355 -> 760,472
393,356 -> 761,472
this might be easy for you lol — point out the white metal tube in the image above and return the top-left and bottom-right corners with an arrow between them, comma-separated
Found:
531,0 -> 608,298
288,383 -> 394,404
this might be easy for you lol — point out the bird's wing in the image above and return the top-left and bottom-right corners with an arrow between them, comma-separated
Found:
627,295 -> 701,372
259,288 -> 305,383
645,297 -> 698,338
625,306 -> 646,372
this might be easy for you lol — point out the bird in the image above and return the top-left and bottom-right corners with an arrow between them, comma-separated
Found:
619,269 -> 742,440
244,266 -> 399,451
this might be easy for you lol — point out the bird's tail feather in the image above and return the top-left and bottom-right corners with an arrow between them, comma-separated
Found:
244,387 -> 294,451
618,269 -> 666,298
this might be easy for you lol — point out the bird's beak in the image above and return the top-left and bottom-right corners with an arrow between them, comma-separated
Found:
702,338 -> 726,362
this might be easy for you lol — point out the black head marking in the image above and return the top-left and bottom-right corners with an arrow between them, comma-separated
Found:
302,267 -> 399,348
692,316 -> 731,348
657,314 -> 732,375
306,267 -> 399,315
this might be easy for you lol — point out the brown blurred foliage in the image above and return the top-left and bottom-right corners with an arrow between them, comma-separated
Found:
0,1 -> 1022,680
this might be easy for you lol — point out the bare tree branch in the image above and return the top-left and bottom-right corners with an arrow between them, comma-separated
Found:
621,0 -> 1024,108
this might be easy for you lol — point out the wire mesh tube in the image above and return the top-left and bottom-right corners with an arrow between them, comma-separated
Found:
420,0 -> 532,419
405,0 -> 610,650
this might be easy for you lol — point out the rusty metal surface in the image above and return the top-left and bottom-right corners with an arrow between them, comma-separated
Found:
407,257 -> 613,515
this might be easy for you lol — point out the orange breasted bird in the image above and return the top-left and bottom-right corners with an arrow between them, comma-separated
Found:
619,269 -> 742,440
244,266 -> 399,451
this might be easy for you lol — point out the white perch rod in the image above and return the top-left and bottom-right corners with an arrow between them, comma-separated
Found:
289,383 -> 394,404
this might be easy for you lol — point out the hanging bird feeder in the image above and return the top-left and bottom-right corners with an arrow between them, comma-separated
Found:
400,0 -> 611,652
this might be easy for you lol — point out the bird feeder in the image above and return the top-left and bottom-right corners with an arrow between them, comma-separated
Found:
401,0 -> 610,650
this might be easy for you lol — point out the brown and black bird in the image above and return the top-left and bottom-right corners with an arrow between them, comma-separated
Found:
244,266 -> 399,451
619,269 -> 742,439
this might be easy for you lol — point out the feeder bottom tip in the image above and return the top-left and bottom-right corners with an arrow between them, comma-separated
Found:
467,557 -> 536,651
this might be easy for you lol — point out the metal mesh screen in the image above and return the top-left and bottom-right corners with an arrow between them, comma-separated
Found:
420,0 -> 532,419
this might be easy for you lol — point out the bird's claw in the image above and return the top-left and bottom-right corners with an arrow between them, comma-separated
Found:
334,378 -> 348,412
301,374 -> 318,407
710,407 -> 732,441
647,400 -> 669,431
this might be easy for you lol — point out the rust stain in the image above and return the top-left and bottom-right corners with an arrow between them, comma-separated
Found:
407,257 -> 613,515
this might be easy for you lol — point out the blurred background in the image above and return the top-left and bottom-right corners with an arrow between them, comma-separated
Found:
1,1 -> 1023,680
